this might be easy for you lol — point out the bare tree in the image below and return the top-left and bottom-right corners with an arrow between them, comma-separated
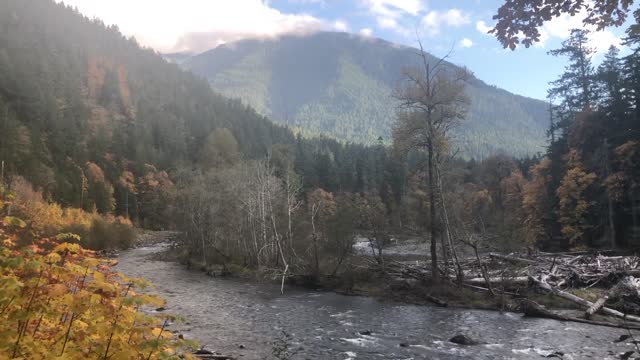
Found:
392,40 -> 471,282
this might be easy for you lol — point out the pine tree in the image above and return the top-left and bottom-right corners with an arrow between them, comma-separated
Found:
548,29 -> 597,123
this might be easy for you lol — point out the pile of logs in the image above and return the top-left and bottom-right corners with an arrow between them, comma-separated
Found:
378,251 -> 640,328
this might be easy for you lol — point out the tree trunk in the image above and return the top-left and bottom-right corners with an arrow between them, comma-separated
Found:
427,140 -> 439,283
437,164 -> 463,283
523,299 -> 640,330
530,275 -> 640,323
586,276 -> 639,319
604,137 -> 617,248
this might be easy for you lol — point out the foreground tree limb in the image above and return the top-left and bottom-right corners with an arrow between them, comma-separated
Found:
491,0 -> 638,49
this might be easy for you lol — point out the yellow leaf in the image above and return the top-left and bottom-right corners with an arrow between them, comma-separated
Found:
45,252 -> 62,263
47,283 -> 67,297
3,216 -> 26,229
53,242 -> 80,254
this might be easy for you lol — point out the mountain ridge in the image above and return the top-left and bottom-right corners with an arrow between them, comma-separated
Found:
181,31 -> 549,158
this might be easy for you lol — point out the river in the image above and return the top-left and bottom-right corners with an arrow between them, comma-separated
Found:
116,242 -> 631,359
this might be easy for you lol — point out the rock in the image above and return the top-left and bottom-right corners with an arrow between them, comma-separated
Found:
614,334 -> 631,343
359,330 -> 372,336
193,348 -> 214,355
237,344 -> 245,349
620,350 -> 635,360
399,342 -> 409,347
546,351 -> 564,358
449,334 -> 485,346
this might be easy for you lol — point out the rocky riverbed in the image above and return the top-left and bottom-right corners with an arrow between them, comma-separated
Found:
115,237 -> 637,359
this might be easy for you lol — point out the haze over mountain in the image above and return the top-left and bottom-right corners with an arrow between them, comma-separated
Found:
182,32 -> 549,159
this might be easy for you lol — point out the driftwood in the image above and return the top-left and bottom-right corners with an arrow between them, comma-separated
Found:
489,253 -> 537,265
529,276 -> 640,323
465,276 -> 528,286
425,294 -> 448,307
461,282 -> 519,296
586,276 -> 640,319
523,300 -> 640,330
371,248 -> 640,326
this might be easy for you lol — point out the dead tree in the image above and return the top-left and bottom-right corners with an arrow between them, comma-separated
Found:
392,39 -> 471,282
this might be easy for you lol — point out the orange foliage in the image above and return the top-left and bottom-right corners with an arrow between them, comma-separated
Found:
0,186 -> 195,359
9,177 -> 132,240
556,151 -> 597,246
85,162 -> 106,183
522,157 -> 553,246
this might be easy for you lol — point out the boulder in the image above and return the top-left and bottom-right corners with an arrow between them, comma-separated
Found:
449,334 -> 485,346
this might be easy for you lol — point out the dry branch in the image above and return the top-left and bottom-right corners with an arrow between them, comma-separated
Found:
523,300 -> 640,330
529,276 -> 640,323
586,276 -> 640,319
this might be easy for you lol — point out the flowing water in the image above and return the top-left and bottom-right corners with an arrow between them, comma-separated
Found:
116,243 -> 632,359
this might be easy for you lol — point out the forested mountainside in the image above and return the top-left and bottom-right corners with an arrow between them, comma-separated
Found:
182,32 -> 549,158
0,0 -> 400,228
1,0 -> 638,255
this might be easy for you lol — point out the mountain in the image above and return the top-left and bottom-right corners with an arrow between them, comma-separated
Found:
163,51 -> 195,64
0,0 -> 406,226
0,0 -> 300,224
183,32 -> 549,158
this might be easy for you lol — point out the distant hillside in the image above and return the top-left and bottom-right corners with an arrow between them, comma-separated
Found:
0,0 -> 300,225
0,1 -> 410,226
183,32 -> 549,158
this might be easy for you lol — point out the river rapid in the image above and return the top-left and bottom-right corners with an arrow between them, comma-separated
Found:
116,243 -> 632,360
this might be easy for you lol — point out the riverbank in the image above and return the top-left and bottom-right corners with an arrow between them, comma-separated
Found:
146,233 -> 615,317
115,238 -> 640,359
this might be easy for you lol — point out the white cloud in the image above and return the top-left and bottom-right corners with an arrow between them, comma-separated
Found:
333,20 -> 350,32
363,0 -> 424,17
359,27 -> 374,37
287,0 -> 326,5
460,38 -> 473,48
535,12 -> 623,54
588,29 -> 622,54
361,0 -> 425,35
476,20 -> 492,35
421,9 -> 470,36
55,0 -> 328,53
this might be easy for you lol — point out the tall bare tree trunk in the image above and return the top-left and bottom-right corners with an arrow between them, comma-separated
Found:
604,138 -> 616,248
427,139 -> 439,283
437,163 -> 463,283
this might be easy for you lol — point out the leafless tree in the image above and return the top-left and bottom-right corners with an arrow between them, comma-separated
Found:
392,39 -> 471,282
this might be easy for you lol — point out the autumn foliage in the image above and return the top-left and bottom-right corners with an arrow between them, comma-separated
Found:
0,186 -> 195,359
9,177 -> 135,250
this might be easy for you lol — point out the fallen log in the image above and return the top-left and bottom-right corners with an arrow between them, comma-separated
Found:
465,276 -> 528,286
425,294 -> 448,307
460,282 -> 519,296
586,276 -> 640,319
489,253 -> 537,265
522,299 -> 640,330
529,276 -> 640,323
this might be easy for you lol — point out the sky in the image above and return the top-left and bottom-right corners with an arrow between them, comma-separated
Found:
56,0 -> 635,100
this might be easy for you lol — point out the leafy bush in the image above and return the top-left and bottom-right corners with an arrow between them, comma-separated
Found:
10,177 -> 136,250
0,187 -> 196,359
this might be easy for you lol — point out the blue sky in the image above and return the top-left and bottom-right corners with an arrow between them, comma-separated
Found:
60,0 -> 634,100
268,0 -> 630,100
